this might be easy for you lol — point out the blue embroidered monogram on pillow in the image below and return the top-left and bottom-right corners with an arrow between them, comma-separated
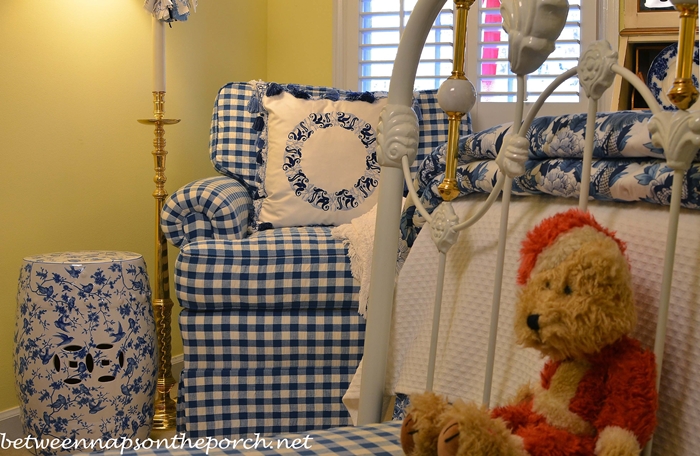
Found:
283,110 -> 380,213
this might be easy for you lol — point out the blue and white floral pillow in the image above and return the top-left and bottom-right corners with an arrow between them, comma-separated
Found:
255,85 -> 387,228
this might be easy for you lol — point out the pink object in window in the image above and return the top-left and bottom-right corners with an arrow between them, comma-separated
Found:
480,0 -> 502,79
481,23 -> 501,77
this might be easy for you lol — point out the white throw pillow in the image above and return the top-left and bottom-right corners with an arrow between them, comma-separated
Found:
256,90 -> 387,228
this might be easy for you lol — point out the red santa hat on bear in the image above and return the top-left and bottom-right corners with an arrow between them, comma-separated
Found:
517,208 -> 627,286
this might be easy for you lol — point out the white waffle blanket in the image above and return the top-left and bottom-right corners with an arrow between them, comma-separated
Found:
352,194 -> 700,456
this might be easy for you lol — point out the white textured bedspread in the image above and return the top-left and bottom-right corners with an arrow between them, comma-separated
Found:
384,194 -> 700,456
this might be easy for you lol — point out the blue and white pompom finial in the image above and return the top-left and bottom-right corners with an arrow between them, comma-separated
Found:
144,0 -> 197,22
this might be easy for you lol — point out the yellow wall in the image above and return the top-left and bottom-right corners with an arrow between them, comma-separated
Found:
267,0 -> 334,86
0,0 -> 333,413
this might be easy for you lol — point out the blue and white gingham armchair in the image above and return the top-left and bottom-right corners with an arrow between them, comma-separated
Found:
159,81 -> 470,438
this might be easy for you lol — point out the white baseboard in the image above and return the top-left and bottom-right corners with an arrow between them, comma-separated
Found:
0,354 -> 184,439
0,407 -> 23,439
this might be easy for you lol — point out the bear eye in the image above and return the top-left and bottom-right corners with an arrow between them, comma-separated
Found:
544,281 -> 550,289
564,285 -> 572,295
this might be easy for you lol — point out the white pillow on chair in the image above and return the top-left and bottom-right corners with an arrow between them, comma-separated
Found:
255,89 -> 387,228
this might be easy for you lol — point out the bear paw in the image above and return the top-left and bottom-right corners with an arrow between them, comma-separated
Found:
437,401 -> 526,456
400,392 -> 450,456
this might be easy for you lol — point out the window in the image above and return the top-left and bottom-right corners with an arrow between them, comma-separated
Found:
335,0 -> 596,130
334,0 -> 454,91
358,0 -> 454,91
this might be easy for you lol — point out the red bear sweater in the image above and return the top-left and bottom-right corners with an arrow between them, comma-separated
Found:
492,336 -> 657,456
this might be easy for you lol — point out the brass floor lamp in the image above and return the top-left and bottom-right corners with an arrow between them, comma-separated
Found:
138,14 -> 180,430
138,94 -> 179,430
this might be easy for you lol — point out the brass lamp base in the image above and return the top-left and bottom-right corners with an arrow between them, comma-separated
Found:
139,92 -> 180,431
153,391 -> 177,430
150,294 -> 177,430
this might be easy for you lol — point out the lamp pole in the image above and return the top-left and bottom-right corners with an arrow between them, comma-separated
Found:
138,15 -> 180,431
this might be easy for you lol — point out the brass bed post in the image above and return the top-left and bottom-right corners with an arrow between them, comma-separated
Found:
424,0 -> 478,393
667,1 -> 699,110
437,0 -> 475,202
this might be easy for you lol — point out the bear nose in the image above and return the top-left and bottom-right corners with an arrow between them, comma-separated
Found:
527,314 -> 540,331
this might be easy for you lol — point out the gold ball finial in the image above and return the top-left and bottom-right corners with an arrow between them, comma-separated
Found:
668,79 -> 699,110
438,178 -> 460,201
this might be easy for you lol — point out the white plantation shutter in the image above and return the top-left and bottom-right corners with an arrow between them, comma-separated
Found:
477,0 -> 582,103
335,0 -> 595,129
359,0 -> 454,91
468,0 -> 594,129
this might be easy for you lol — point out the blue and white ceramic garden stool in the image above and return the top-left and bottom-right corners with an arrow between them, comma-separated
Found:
14,251 -> 157,455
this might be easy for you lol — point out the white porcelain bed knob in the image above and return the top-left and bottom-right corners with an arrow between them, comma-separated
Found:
437,78 -> 476,114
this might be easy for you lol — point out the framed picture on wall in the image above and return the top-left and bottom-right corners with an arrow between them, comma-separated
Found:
622,0 -> 679,31
638,0 -> 674,12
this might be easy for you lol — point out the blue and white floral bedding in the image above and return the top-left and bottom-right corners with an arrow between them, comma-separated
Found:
400,110 -> 700,249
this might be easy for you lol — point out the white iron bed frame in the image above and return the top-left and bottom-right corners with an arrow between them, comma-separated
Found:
357,2 -> 700,456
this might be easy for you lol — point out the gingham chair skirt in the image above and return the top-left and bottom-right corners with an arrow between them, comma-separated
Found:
177,307 -> 365,438
174,226 -> 365,438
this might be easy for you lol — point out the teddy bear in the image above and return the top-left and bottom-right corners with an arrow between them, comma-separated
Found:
399,209 -> 658,456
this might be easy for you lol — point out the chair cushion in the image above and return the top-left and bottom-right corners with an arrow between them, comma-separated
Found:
174,226 -> 358,311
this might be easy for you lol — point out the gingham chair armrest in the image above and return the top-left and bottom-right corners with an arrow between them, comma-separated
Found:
174,226 -> 358,311
161,176 -> 253,248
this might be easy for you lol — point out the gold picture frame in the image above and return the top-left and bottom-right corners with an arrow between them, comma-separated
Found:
622,0 -> 679,33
